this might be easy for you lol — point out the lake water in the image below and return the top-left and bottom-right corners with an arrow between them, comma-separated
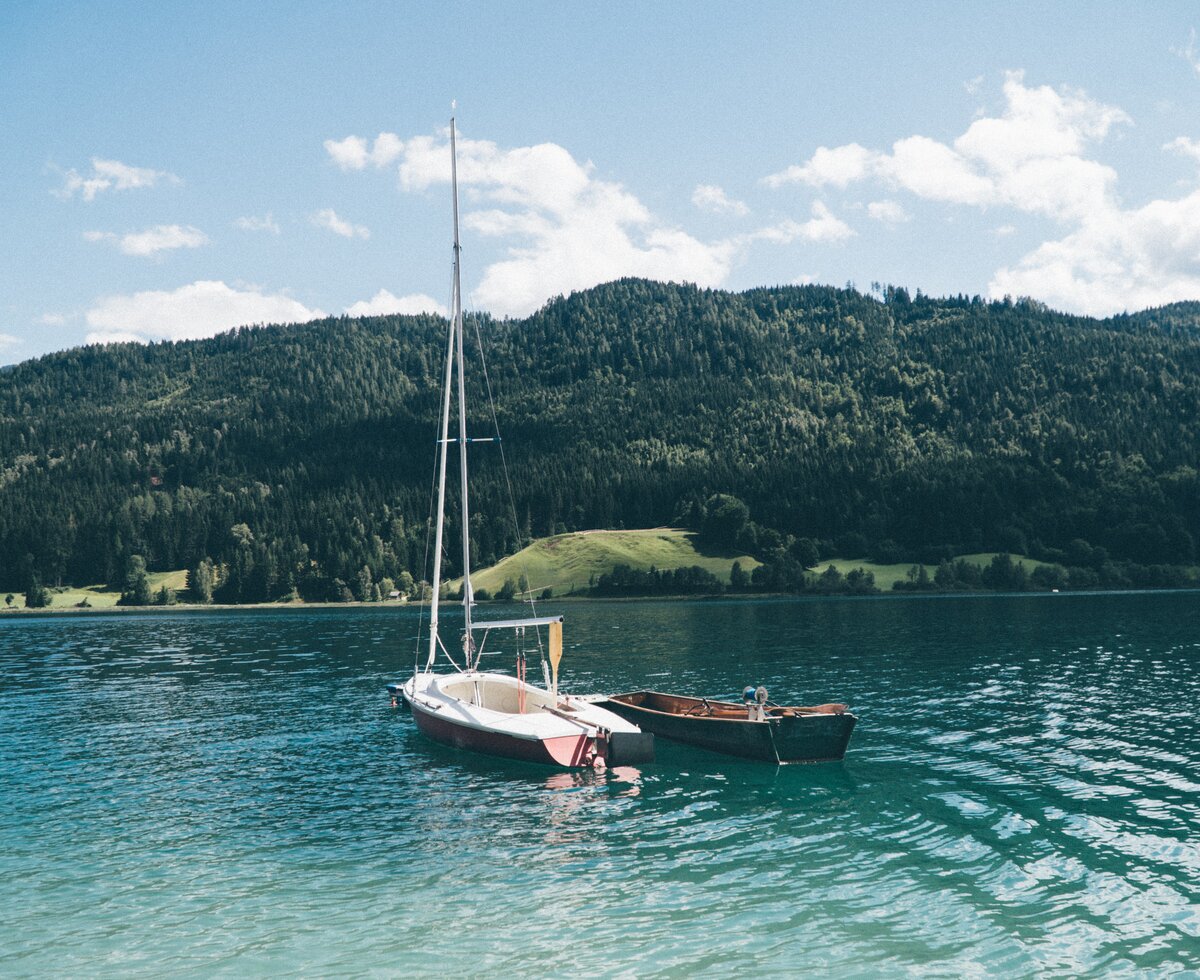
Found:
1,594 -> 1198,977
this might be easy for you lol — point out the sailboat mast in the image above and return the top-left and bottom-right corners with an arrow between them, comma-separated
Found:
425,287 -> 457,669
450,117 -> 475,661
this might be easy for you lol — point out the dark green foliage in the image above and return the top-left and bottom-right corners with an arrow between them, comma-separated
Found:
844,567 -> 878,594
935,559 -> 985,590
2,279 -> 1200,599
24,577 -> 51,608
750,556 -> 808,592
729,560 -> 749,591
356,565 -> 374,602
117,555 -> 152,606
496,578 -> 517,602
187,558 -> 216,603
397,570 -> 415,597
699,494 -> 750,550
593,564 -> 724,596
894,564 -> 935,591
982,553 -> 1029,591
790,538 -> 819,569
1030,564 -> 1069,590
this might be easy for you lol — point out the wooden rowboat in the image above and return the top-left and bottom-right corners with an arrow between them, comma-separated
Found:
600,690 -> 857,764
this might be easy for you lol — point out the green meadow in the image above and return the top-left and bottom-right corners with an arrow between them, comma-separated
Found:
453,528 -> 760,597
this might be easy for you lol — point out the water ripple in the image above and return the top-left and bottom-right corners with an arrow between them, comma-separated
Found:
1,595 -> 1198,977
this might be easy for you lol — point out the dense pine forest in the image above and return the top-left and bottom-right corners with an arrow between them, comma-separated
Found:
2,278 -> 1199,602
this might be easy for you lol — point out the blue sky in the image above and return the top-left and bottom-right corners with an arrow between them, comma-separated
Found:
4,1 -> 1200,363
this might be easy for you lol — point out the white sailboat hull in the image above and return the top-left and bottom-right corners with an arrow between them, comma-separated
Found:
403,671 -> 654,767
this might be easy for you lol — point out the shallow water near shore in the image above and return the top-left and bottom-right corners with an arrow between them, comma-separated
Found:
2,593 -> 1198,977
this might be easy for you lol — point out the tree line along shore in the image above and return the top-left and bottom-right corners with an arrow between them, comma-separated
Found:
5,524 -> 1193,611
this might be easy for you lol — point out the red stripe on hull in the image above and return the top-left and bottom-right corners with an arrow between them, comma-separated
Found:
410,700 -> 597,768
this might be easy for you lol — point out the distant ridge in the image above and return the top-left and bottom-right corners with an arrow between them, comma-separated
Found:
2,277 -> 1199,596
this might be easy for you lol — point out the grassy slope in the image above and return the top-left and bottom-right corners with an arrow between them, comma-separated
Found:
456,528 -> 761,596
2,570 -> 189,610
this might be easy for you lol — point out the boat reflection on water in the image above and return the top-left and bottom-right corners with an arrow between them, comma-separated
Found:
542,765 -> 643,797
607,765 -> 643,797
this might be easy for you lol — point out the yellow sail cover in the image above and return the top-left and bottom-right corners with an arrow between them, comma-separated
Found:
549,619 -> 563,695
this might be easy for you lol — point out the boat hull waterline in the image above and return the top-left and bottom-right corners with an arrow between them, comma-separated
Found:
601,691 -> 856,764
404,672 -> 654,768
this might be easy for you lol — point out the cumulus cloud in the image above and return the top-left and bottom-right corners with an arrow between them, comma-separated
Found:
766,73 -> 1127,221
0,332 -> 20,351
234,213 -> 281,234
751,203 -> 855,244
344,290 -> 448,317
327,127 -> 826,317
56,158 -> 178,201
764,143 -> 877,189
324,133 -> 405,170
990,188 -> 1200,315
311,208 -> 369,239
764,72 -> 1200,315
37,312 -> 69,326
85,280 -> 324,344
867,200 -> 910,224
84,224 -> 209,257
691,184 -> 749,216
1165,136 -> 1200,165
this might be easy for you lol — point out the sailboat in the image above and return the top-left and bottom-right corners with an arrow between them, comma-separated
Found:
395,117 -> 654,769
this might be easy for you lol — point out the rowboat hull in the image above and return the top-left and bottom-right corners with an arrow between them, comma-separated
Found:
602,691 -> 856,764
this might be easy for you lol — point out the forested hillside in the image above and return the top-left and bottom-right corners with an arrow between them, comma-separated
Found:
2,278 -> 1199,600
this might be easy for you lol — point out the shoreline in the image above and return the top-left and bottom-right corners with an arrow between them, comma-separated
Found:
3,586 -> 1200,617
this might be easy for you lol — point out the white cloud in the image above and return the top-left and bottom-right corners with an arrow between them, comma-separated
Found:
764,143 -> 876,189
344,290 -> 448,317
1166,135 -> 1200,165
989,187 -> 1200,315
85,280 -> 324,344
329,127 -> 793,317
766,72 -> 1128,221
762,72 -> 1200,317
691,184 -> 749,216
324,133 -> 404,170
57,158 -> 178,201
85,224 -> 209,257
801,202 -> 856,242
753,202 -> 855,244
0,333 -> 20,351
325,125 -> 869,316
867,200 -> 910,224
37,312 -> 69,326
884,135 -> 996,206
235,213 -> 281,234
311,208 -> 369,239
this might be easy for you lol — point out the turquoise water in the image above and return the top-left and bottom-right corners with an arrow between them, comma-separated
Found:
1,594 -> 1198,977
